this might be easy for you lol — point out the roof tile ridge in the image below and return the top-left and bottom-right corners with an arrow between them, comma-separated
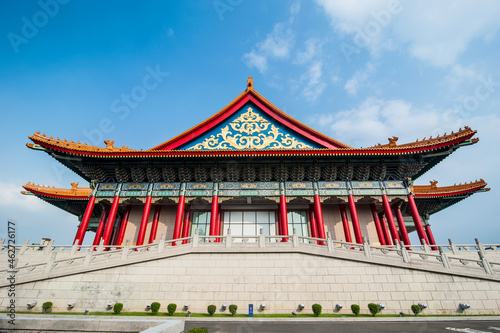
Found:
22,181 -> 92,196
369,126 -> 477,149
413,178 -> 488,195
29,131 -> 135,153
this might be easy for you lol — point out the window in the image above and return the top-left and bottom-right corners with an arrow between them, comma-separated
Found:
222,211 -> 276,242
191,211 -> 211,242
287,211 -> 309,242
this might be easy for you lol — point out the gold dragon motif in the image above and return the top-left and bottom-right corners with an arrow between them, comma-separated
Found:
187,107 -> 313,150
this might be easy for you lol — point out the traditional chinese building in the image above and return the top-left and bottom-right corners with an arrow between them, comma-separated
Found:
22,78 -> 489,248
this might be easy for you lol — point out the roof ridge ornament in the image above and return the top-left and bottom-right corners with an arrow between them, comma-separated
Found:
246,76 -> 253,91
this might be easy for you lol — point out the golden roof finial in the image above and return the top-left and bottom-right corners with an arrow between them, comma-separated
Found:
247,76 -> 254,91
388,136 -> 399,147
104,140 -> 115,149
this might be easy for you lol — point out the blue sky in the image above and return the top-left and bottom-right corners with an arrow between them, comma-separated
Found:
0,1 -> 499,245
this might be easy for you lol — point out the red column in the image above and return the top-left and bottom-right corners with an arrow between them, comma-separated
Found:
379,213 -> 392,245
174,196 -> 185,240
277,210 -> 282,235
115,206 -> 131,246
74,195 -> 96,245
425,225 -> 438,250
93,208 -> 108,246
181,208 -> 191,244
216,207 -> 222,242
347,195 -> 363,244
309,204 -> 318,241
279,194 -> 289,241
148,205 -> 162,244
314,195 -> 326,243
382,195 -> 400,244
136,195 -> 152,246
393,205 -> 411,246
102,195 -> 120,246
209,195 -> 218,239
370,204 -> 386,246
339,204 -> 352,243
407,194 -> 429,245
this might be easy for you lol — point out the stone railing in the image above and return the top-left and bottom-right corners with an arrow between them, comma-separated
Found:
0,230 -> 499,283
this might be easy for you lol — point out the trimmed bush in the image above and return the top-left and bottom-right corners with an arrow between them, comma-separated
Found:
167,303 -> 177,316
411,304 -> 421,316
351,304 -> 360,316
229,304 -> 238,316
207,304 -> 216,316
150,302 -> 160,315
368,303 -> 379,316
113,303 -> 123,314
42,302 -> 52,313
187,329 -> 209,333
312,304 -> 322,317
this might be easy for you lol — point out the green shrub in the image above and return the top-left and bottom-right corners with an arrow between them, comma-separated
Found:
207,304 -> 216,316
113,303 -> 123,314
167,303 -> 177,316
368,303 -> 379,316
312,304 -> 322,317
42,302 -> 52,313
411,304 -> 421,316
187,329 -> 208,333
229,304 -> 238,316
150,302 -> 160,315
351,304 -> 360,316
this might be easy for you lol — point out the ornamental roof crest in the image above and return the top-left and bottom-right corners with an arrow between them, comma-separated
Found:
186,107 -> 314,150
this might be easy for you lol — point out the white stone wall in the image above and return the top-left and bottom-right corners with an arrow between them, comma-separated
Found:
3,252 -> 499,315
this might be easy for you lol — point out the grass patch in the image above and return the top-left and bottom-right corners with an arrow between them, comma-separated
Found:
2,311 -> 497,318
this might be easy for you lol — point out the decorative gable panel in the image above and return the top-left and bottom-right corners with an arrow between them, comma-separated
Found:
177,103 -> 321,150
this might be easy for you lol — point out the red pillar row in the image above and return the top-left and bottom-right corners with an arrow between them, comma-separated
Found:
309,204 -> 318,243
74,195 -> 96,245
379,213 -> 392,245
174,195 -> 186,241
93,209 -> 108,246
425,225 -> 438,250
182,208 -> 191,244
279,194 -> 289,241
347,195 -> 363,244
102,195 -> 120,246
216,207 -> 222,242
407,194 -> 429,245
339,204 -> 352,243
209,194 -> 219,238
393,205 -> 411,246
148,205 -> 162,244
370,204 -> 386,246
382,194 -> 400,244
314,195 -> 326,244
136,195 -> 152,246
115,206 -> 131,246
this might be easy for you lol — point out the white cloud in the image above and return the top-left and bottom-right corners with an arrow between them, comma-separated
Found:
312,97 -> 449,147
316,0 -> 500,67
344,62 -> 375,95
0,182 -> 80,244
301,61 -> 327,102
0,182 -> 46,212
442,64 -> 482,93
242,50 -> 268,73
242,4 -> 298,73
294,38 -> 321,64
